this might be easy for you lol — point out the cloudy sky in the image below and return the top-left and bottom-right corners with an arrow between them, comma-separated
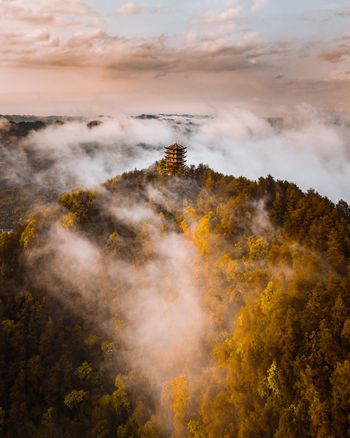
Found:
0,0 -> 350,115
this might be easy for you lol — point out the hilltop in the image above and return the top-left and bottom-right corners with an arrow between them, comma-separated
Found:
0,165 -> 349,437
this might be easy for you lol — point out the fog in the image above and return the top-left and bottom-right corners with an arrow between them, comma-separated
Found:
17,141 -> 337,433
190,107 -> 350,202
24,194 -> 208,426
1,106 -> 350,202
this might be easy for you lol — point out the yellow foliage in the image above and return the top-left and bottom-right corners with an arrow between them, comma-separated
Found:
260,281 -> 277,315
162,375 -> 190,437
61,212 -> 78,229
194,212 -> 218,255
187,419 -> 206,437
1,320 -> 15,332
247,236 -> 269,261
20,219 -> 37,249
99,394 -> 111,408
267,361 -> 280,398
112,375 -> 129,412
163,375 -> 190,415
180,207 -> 197,236
217,253 -> 239,282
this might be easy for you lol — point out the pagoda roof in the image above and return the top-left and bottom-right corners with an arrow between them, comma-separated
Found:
165,143 -> 186,151
165,150 -> 187,155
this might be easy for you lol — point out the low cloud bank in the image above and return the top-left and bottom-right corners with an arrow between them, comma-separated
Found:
190,107 -> 350,202
1,106 -> 350,202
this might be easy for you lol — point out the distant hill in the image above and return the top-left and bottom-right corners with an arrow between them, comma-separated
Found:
0,117 -> 105,229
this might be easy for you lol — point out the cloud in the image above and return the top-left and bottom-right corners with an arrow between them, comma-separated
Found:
320,47 -> 350,63
0,117 -> 10,132
252,0 -> 271,13
0,0 -> 90,25
0,24 -> 270,76
185,26 -> 238,46
66,30 -> 118,49
189,106 -> 350,202
335,9 -> 350,17
199,7 -> 242,25
0,0 -> 349,113
13,116 -> 174,189
2,107 -> 350,204
0,0 -> 331,90
25,193 -> 208,404
116,2 -> 144,16
0,30 -> 61,64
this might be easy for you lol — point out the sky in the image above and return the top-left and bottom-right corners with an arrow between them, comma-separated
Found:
0,0 -> 350,115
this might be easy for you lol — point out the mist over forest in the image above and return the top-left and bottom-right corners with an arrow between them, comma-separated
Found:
1,0 -> 350,434
1,106 -> 350,229
0,107 -> 350,437
1,108 -> 350,204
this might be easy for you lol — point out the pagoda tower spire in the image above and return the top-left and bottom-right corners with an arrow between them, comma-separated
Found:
164,143 -> 187,176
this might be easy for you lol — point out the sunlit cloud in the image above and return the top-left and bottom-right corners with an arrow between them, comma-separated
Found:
0,23 -> 272,75
0,0 -> 90,25
116,2 -> 144,16
320,48 -> 350,63
0,0 -> 350,113
198,7 -> 242,25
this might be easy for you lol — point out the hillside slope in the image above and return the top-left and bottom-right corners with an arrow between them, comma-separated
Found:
0,165 -> 349,437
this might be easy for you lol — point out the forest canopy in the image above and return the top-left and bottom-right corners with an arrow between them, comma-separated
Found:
0,164 -> 349,437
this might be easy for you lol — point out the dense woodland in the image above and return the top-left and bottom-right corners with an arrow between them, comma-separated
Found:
0,163 -> 349,437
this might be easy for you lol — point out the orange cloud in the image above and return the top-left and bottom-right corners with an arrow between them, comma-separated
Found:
1,0 -> 90,25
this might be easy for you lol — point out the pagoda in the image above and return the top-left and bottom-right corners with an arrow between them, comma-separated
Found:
164,143 -> 187,175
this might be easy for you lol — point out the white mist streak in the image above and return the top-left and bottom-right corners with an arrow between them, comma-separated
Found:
26,200 -> 206,399
119,232 -> 205,386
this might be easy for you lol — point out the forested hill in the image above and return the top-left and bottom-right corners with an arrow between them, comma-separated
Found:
0,164 -> 349,438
